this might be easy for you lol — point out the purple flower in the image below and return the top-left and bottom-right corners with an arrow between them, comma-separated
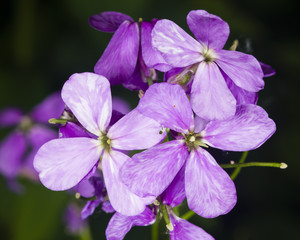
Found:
106,204 -> 213,240
64,203 -> 87,234
34,72 -> 166,216
120,83 -> 276,218
151,10 -> 264,120
0,92 -> 64,188
89,11 -> 170,91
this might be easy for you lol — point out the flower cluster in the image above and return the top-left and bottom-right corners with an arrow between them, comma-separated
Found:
8,9 -> 280,239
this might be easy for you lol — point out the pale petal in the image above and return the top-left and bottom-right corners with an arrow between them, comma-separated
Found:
191,62 -> 236,121
169,212 -> 214,240
89,11 -> 133,33
34,137 -> 102,190
202,104 -> 276,151
137,83 -> 194,133
216,50 -> 264,92
187,10 -> 229,50
62,72 -> 112,136
185,148 -> 237,218
106,207 -> 156,240
120,140 -> 189,198
30,92 -> 65,124
152,19 -> 203,67
108,109 -> 166,150
194,115 -> 209,133
101,150 -> 154,216
0,131 -> 26,178
94,21 -> 139,85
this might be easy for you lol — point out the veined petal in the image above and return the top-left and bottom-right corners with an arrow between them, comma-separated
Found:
202,104 -> 276,151
94,21 -> 139,85
194,115 -> 209,133
191,62 -> 236,121
34,137 -> 102,191
169,212 -> 214,240
141,20 -> 172,72
30,92 -> 65,124
0,108 -> 23,127
108,108 -> 166,150
101,150 -> 154,216
0,131 -> 26,178
138,83 -> 194,133
89,11 -> 133,33
81,199 -> 102,220
62,72 -> 112,136
152,19 -> 203,67
161,164 -> 186,207
187,10 -> 229,50
216,50 -> 264,92
106,207 -> 156,240
120,140 -> 188,198
185,148 -> 237,218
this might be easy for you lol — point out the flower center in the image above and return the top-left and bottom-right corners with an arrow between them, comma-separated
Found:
98,133 -> 111,152
19,116 -> 32,132
184,132 -> 208,151
201,47 -> 216,63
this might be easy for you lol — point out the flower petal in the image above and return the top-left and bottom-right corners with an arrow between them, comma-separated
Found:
106,207 -> 156,240
0,131 -> 26,178
187,10 -> 229,50
59,122 -> 90,138
81,199 -> 102,220
108,108 -> 166,151
141,20 -> 172,72
34,137 -> 102,191
112,97 -> 131,114
89,11 -> 133,33
138,83 -> 194,133
161,163 -> 186,207
169,212 -> 214,240
30,92 -> 65,124
260,61 -> 276,77
94,21 -> 139,85
152,19 -> 203,67
216,50 -> 264,92
62,72 -> 112,136
191,62 -> 236,121
0,108 -> 23,127
120,140 -> 188,198
224,75 -> 258,105
185,148 -> 237,218
202,104 -> 276,151
101,150 -> 154,216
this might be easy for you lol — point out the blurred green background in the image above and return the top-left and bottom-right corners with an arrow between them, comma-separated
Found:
0,0 -> 299,239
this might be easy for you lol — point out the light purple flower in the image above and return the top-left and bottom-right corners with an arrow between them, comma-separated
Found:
0,92 -> 64,186
34,72 -> 166,216
89,11 -> 170,91
151,10 -> 264,120
120,83 -> 276,218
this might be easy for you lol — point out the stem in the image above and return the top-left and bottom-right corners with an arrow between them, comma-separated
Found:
221,161 -> 287,169
161,204 -> 171,226
79,225 -> 92,240
229,151 -> 248,180
181,210 -> 195,220
151,214 -> 159,240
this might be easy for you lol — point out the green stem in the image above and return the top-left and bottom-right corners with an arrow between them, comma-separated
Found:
221,161 -> 287,169
181,210 -> 195,220
147,77 -> 153,86
229,151 -> 248,180
79,225 -> 92,240
151,214 -> 159,240
161,204 -> 170,226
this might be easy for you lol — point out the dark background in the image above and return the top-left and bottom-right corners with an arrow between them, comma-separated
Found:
0,0 -> 299,239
